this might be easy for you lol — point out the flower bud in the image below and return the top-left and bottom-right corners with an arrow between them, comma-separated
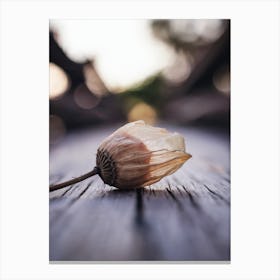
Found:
96,120 -> 191,189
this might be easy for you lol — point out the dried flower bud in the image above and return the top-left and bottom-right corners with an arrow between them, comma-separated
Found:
96,120 -> 191,189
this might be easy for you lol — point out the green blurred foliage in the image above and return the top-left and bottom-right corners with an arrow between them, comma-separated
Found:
118,74 -> 164,115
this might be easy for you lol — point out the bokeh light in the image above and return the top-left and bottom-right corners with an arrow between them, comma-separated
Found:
49,63 -> 69,99
73,84 -> 101,110
163,52 -> 193,84
169,19 -> 224,45
213,65 -> 230,94
83,62 -> 109,97
128,102 -> 157,125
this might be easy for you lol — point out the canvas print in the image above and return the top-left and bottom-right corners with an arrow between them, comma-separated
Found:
49,19 -> 230,261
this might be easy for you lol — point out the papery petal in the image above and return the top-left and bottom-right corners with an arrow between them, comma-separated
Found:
116,120 -> 186,152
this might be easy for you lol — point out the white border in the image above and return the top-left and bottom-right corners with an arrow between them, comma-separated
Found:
0,1 -> 279,280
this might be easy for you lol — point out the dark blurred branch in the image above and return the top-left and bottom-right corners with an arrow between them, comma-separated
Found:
178,21 -> 230,96
155,20 -> 230,129
49,31 -> 125,130
50,32 -> 85,87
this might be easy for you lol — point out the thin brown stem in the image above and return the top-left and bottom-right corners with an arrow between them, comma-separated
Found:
49,167 -> 99,192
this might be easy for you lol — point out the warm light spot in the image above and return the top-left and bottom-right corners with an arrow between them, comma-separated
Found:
83,63 -> 108,97
163,52 -> 193,84
73,84 -> 100,110
49,115 -> 66,144
49,63 -> 69,99
170,19 -> 224,44
128,102 -> 157,125
213,66 -> 230,94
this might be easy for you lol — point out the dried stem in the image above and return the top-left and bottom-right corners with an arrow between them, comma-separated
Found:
49,167 -> 99,192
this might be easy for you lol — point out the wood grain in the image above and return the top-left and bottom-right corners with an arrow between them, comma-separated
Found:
49,123 -> 230,261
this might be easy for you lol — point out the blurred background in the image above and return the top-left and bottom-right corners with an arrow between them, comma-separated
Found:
49,19 -> 230,145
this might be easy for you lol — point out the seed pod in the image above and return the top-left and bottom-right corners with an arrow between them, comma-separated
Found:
96,120 -> 191,189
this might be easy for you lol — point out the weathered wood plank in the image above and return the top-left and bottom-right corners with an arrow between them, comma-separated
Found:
49,123 -> 230,261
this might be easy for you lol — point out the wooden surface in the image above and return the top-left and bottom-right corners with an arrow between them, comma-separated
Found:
49,123 -> 230,261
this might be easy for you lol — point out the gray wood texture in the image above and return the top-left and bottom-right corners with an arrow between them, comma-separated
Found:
49,123 -> 230,261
